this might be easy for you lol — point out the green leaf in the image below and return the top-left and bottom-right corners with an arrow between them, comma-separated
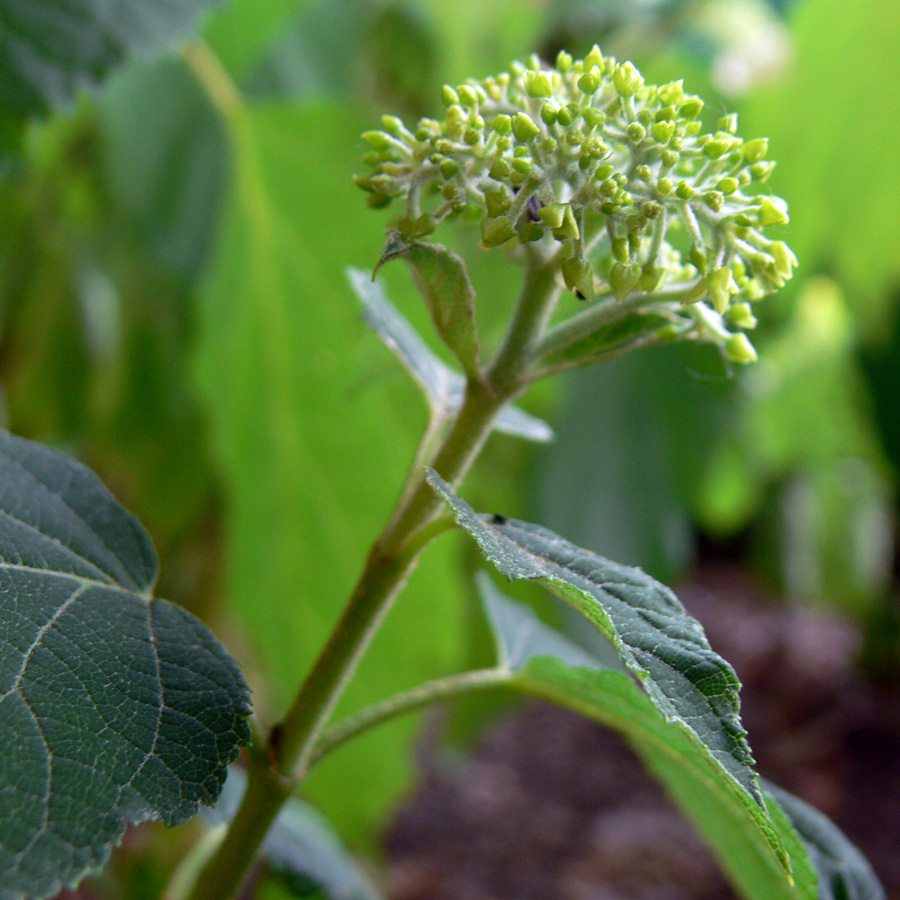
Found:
347,267 -> 553,443
375,232 -> 481,379
765,781 -> 886,900
0,429 -> 250,900
0,0 -> 224,118
429,469 -> 760,803
476,578 -> 811,900
206,768 -> 382,900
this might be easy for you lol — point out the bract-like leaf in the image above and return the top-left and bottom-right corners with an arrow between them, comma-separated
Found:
347,267 -> 553,443
429,469 -> 759,802
375,232 -> 481,378
0,0 -> 224,117
206,768 -> 382,900
477,577 -> 812,900
0,429 -> 250,900
765,781 -> 886,900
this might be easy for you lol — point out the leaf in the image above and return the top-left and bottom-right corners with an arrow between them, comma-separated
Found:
764,781 -> 886,900
0,429 -> 250,900
0,0 -> 225,118
205,768 -> 382,900
346,267 -> 553,443
476,578 -> 812,900
375,232 -> 481,379
429,469 -> 761,803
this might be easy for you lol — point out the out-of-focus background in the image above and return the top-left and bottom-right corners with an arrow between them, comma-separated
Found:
2,0 -> 899,897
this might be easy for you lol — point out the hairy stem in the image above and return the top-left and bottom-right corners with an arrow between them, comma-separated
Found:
309,668 -> 510,765
184,249 -> 559,900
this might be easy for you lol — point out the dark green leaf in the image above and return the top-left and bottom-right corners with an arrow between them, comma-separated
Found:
765,782 -> 886,900
477,578 -> 812,900
375,232 -> 481,378
347,267 -> 553,443
206,768 -> 382,900
0,0 -> 225,118
0,429 -> 250,899
429,469 -> 759,803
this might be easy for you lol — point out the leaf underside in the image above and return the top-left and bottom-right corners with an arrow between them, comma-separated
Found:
0,429 -> 250,900
0,0 -> 225,117
347,267 -> 553,443
206,768 -> 383,900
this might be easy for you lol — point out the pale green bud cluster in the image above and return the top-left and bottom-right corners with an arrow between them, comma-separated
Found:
356,48 -> 795,364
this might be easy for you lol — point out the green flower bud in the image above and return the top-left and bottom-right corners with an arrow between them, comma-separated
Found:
661,149 -> 679,168
489,157 -> 511,179
554,204 -> 580,240
492,114 -> 512,135
484,189 -> 510,217
513,112 -> 541,142
362,130 -> 392,151
680,96 -> 704,119
638,264 -> 665,291
689,245 -> 708,274
562,256 -> 594,299
655,105 -> 677,122
742,137 -> 768,163
728,303 -> 758,329
584,44 -> 604,70
657,177 -> 674,196
440,158 -> 460,178
716,177 -> 739,195
758,197 -> 789,226
556,105 -> 575,126
442,85 -> 459,106
703,138 -> 731,159
770,240 -> 798,276
718,113 -> 738,134
518,222 -> 544,243
600,177 -> 617,197
725,333 -> 758,364
595,163 -> 614,180
457,84 -> 479,106
636,164 -> 653,182
704,190 -> 725,211
511,157 -> 534,175
613,61 -> 643,97
642,200 -> 662,219
583,108 -> 606,128
527,72 -> 554,97
610,263 -> 640,299
557,50 -> 573,73
578,68 -> 601,94
708,266 -> 738,314
626,122 -> 646,142
651,121 -> 675,143
658,80 -> 684,105
750,161 -> 776,182
676,181 -> 695,200
612,237 -> 630,262
541,102 -> 558,125
481,216 -> 516,247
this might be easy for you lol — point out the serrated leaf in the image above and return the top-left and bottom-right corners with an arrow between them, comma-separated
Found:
477,578 -> 811,900
0,0 -> 225,118
375,232 -> 481,378
765,781 -> 886,900
206,768 -> 382,900
0,429 -> 250,900
428,469 -> 760,803
346,267 -> 553,443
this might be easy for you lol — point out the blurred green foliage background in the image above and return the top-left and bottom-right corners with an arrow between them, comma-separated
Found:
1,0 -> 899,896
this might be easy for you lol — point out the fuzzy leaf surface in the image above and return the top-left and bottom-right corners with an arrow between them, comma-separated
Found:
375,232 -> 481,378
429,469 -> 759,802
0,429 -> 250,899
347,268 -> 552,443
478,578 -> 813,900
0,0 -> 224,117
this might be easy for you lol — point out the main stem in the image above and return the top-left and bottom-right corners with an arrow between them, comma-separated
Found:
185,252 -> 559,900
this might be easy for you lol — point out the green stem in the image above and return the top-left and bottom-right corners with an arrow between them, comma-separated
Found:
184,249 -> 560,900
309,668 -> 509,766
534,279 -> 702,361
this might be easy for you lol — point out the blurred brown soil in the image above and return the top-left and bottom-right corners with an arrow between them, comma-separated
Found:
384,564 -> 900,900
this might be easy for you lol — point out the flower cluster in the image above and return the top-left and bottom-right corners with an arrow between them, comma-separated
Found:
356,48 -> 795,363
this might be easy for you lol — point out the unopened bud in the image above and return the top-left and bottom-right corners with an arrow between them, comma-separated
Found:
513,112 -> 541,142
725,333 -> 758,364
481,216 -> 516,247
613,61 -> 643,97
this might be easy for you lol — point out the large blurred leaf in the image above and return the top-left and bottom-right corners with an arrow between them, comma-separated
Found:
196,101 -> 467,841
476,577 -> 813,900
743,0 -> 900,329
101,56 -> 229,282
0,0 -> 224,118
0,429 -> 250,899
